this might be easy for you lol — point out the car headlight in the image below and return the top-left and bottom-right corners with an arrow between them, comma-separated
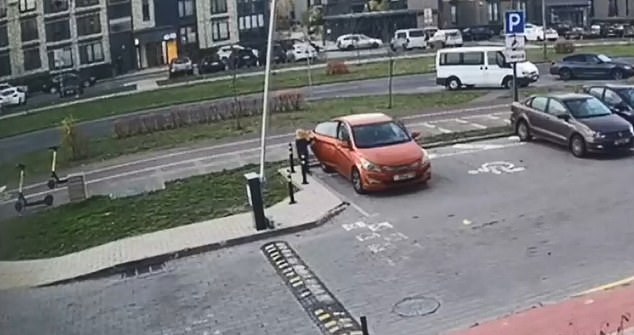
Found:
360,157 -> 381,172
420,149 -> 430,165
592,131 -> 606,139
624,65 -> 632,70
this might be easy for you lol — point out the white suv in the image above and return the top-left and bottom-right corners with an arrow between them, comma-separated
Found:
336,34 -> 383,51
390,29 -> 428,51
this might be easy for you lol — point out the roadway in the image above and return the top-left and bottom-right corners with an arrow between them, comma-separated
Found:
2,137 -> 634,334
0,56 -> 624,163
4,38 -> 630,118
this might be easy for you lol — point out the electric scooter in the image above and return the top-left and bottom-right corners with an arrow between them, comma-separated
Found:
15,163 -> 54,213
47,146 -> 68,189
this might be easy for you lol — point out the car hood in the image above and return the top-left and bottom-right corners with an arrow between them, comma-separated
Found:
357,141 -> 423,166
577,114 -> 632,132
517,61 -> 539,74
610,60 -> 632,67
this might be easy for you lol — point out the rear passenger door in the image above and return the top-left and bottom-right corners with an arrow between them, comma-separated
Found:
525,96 -> 550,138
312,121 -> 339,167
461,51 -> 485,86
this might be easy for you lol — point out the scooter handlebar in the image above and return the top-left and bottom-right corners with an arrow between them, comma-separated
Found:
16,163 -> 25,170
49,146 -> 59,151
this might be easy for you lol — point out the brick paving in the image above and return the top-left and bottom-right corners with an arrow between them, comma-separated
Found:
0,169 -> 343,291
447,284 -> 634,335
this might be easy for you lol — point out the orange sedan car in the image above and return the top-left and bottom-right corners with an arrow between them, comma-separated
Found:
311,113 -> 432,193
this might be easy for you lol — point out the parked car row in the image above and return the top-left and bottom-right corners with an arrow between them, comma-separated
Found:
169,41 -> 320,78
511,89 -> 634,157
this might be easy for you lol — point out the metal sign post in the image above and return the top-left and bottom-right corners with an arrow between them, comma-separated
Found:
504,10 -> 526,102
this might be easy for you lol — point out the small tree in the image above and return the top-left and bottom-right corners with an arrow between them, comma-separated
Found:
61,116 -> 89,161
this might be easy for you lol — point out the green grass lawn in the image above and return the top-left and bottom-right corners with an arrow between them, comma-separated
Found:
0,57 -> 435,139
0,92 -> 483,188
0,163 -> 288,260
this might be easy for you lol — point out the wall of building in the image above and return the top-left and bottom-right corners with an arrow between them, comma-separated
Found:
196,0 -> 240,50
407,0 -> 438,27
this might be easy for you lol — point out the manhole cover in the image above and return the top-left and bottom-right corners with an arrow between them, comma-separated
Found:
393,296 -> 440,317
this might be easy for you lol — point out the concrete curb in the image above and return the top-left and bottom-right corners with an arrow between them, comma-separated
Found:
38,201 -> 349,288
424,129 -> 513,149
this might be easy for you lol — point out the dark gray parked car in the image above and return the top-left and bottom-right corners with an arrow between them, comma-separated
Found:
510,93 -> 634,157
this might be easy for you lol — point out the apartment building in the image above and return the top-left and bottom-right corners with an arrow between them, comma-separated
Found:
0,0 -> 111,82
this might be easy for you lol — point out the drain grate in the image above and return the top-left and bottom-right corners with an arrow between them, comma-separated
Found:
120,262 -> 166,279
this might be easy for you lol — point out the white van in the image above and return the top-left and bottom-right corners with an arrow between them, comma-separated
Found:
435,46 -> 539,90
429,29 -> 463,47
390,29 -> 428,50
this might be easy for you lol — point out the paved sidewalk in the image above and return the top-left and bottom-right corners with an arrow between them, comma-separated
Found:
447,283 -> 634,335
0,169 -> 345,291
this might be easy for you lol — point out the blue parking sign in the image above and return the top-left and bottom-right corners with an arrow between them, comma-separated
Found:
505,11 -> 525,34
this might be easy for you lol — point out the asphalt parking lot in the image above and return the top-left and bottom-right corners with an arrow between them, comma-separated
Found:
4,137 -> 634,335
295,137 -> 634,334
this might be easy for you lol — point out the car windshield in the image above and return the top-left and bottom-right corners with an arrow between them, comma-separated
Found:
1,90 -> 13,96
564,97 -> 612,118
351,121 -> 411,149
597,54 -> 612,62
617,88 -> 634,105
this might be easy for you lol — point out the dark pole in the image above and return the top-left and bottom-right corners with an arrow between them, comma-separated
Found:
300,154 -> 308,185
388,51 -> 394,109
512,0 -> 519,102
360,316 -> 369,335
288,142 -> 295,173
287,169 -> 296,204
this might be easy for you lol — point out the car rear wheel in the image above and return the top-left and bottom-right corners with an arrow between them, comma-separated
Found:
502,76 -> 513,89
346,44 -> 354,51
351,168 -> 366,194
516,120 -> 532,141
570,134 -> 587,158
447,76 -> 461,91
559,68 -> 573,80
611,69 -> 624,80
371,42 -> 379,48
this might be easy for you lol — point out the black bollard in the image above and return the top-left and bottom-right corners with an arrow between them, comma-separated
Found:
288,143 -> 295,173
300,154 -> 308,185
361,316 -> 369,335
287,169 -> 296,204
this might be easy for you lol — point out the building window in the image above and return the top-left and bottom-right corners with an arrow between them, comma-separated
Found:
109,18 -> 132,33
44,0 -> 69,14
0,24 -> 7,48
77,13 -> 101,36
76,0 -> 99,7
178,0 -> 194,17
48,46 -> 73,69
179,25 -> 197,44
79,41 -> 104,64
45,18 -> 71,42
450,5 -> 457,24
142,0 -> 150,21
0,0 -> 7,18
19,0 -> 36,13
23,47 -> 41,71
238,14 -> 265,30
21,17 -> 39,42
0,52 -> 10,76
211,18 -> 229,41
608,0 -> 618,17
211,0 -> 227,14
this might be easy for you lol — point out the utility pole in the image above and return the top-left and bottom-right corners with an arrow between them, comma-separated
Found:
542,0 -> 547,61
258,0 -> 277,184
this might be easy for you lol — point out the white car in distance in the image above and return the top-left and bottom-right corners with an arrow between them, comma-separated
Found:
524,23 -> 559,41
336,34 -> 383,51
0,87 -> 27,106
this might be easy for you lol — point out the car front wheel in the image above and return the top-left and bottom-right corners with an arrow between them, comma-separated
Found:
570,134 -> 587,158
351,168 -> 366,194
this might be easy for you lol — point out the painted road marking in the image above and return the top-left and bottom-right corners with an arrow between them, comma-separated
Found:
454,118 -> 468,124
573,275 -> 634,297
469,122 -> 487,129
468,161 -> 526,175
261,241 -> 363,335
343,220 -> 413,265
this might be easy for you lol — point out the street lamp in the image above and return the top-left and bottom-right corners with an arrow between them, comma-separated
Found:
258,0 -> 278,184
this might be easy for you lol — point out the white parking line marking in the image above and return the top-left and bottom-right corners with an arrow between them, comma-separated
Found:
469,123 -> 487,129
422,122 -> 436,129
438,127 -> 454,134
454,118 -> 468,124
487,114 -> 501,120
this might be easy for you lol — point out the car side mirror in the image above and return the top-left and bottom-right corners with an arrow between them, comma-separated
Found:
557,113 -> 570,121
411,131 -> 421,139
339,139 -> 351,148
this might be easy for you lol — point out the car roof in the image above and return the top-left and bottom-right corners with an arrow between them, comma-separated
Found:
533,92 -> 592,100
336,113 -> 392,126
438,46 -> 503,53
588,83 -> 634,89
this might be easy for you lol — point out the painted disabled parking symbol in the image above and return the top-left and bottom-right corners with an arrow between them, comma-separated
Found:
468,161 -> 525,175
